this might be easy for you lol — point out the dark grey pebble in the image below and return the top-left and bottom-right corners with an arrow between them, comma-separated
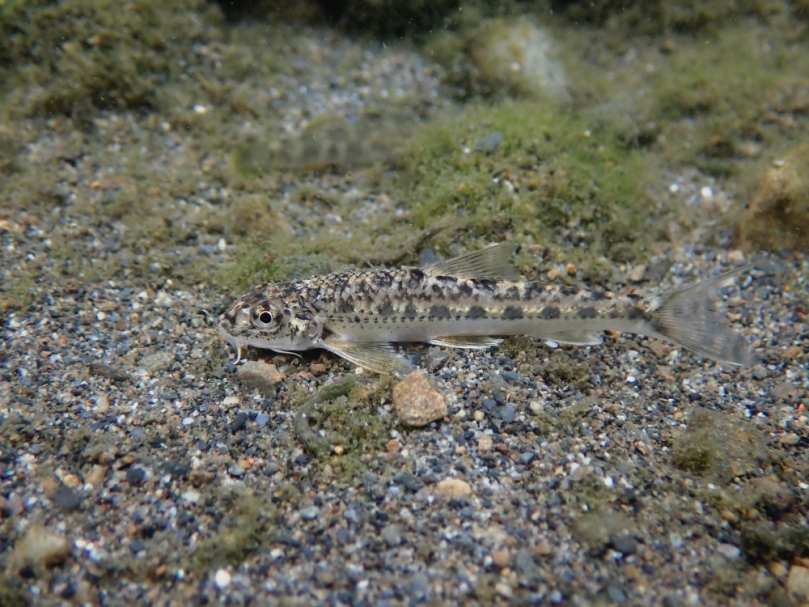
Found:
228,465 -> 245,478
231,412 -> 248,433
519,452 -> 535,465
612,533 -> 638,555
52,485 -> 81,511
126,467 -> 146,486
300,506 -> 320,520
608,585 -> 626,603
500,403 -> 516,423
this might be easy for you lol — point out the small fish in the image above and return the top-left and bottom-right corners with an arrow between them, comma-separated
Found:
219,244 -> 756,374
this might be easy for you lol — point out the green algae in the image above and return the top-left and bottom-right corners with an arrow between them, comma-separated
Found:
672,408 -> 773,485
183,490 -> 278,575
395,102 -> 660,274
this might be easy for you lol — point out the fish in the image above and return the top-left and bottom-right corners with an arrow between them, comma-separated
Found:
218,244 -> 757,374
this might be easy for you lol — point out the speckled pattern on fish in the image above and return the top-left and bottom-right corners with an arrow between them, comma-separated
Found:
219,244 -> 757,373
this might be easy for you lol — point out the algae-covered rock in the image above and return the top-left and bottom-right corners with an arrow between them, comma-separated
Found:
673,408 -> 771,485
469,18 -> 567,100
734,146 -> 809,253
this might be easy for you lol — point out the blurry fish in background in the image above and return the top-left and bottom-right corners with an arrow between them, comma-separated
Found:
230,113 -> 414,174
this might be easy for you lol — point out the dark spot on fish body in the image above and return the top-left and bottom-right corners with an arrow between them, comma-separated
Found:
578,306 -> 598,319
608,308 -> 622,319
378,301 -> 395,317
459,282 -> 474,297
431,283 -> 443,295
466,305 -> 487,320
429,305 -> 451,319
540,306 -> 560,319
475,279 -> 497,292
561,285 -> 580,297
354,315 -> 361,323
503,306 -> 524,320
627,306 -> 646,320
407,269 -> 425,289
591,290 -> 608,301
506,286 -> 520,300
338,301 -> 355,314
404,302 -> 418,319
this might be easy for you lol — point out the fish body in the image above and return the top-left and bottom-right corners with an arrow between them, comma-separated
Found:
219,244 -> 756,373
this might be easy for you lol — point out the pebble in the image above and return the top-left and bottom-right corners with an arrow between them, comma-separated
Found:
780,432 -> 800,445
629,264 -> 647,282
300,506 -> 320,520
392,371 -> 448,428
139,351 -> 174,374
434,478 -> 473,499
788,566 -> 809,600
214,568 -> 232,589
52,485 -> 81,511
309,363 -> 326,376
478,435 -> 493,454
13,526 -> 69,571
717,543 -> 741,560
492,549 -> 510,567
230,412 -> 248,433
126,467 -> 146,486
607,585 -> 626,603
228,465 -> 245,478
255,412 -> 269,427
237,362 -> 286,392
381,524 -> 402,546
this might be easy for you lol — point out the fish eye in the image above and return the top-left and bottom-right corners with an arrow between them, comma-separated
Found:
252,306 -> 278,328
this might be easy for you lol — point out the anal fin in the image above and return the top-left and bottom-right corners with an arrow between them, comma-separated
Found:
534,331 -> 603,346
322,338 -> 410,376
428,335 -> 504,349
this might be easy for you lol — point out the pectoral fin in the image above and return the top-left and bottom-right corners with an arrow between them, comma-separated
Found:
322,338 -> 410,375
534,331 -> 603,346
428,335 -> 504,349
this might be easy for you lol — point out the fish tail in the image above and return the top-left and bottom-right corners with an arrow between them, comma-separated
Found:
646,266 -> 757,366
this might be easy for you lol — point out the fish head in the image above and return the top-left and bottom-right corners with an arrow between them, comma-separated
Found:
218,285 -> 321,359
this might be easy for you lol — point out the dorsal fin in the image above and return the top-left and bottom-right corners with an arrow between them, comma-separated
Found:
425,244 -> 521,280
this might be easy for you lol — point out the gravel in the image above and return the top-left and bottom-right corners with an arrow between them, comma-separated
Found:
1,14 -> 808,607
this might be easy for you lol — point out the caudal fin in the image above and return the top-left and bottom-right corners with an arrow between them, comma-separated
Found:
647,266 -> 758,366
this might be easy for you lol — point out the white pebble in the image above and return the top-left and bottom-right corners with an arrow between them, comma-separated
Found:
668,183 -> 680,194
700,186 -> 714,199
214,568 -> 231,589
217,238 -> 227,251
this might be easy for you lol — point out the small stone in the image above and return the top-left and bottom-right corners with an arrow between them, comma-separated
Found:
478,435 -> 493,454
139,351 -> 174,374
473,410 -> 485,422
769,561 -> 788,580
518,452 -> 535,465
425,350 -> 449,371
728,249 -> 745,263
607,585 -> 626,603
612,534 -> 637,555
717,543 -> 741,560
12,527 -> 69,572
434,478 -> 473,499
237,362 -> 286,392
386,439 -> 400,452
780,432 -> 800,445
535,538 -> 552,556
52,485 -> 81,511
309,363 -> 326,376
230,412 -> 248,433
228,465 -> 245,478
255,412 -> 269,427
181,489 -> 201,504
126,466 -> 146,486
86,465 -> 107,487
214,568 -> 231,589
495,582 -> 513,599
222,395 -> 241,408
500,403 -> 516,423
7,493 -> 23,516
492,549 -> 510,568
381,524 -> 402,547
784,345 -> 804,359
788,566 -> 809,600
300,506 -> 320,520
629,265 -> 647,283
392,371 -> 448,428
